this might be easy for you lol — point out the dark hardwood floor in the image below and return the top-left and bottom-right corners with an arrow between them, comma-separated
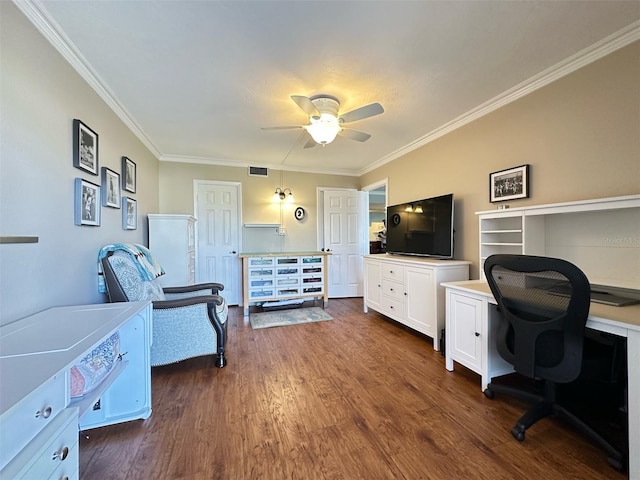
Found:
80,298 -> 626,479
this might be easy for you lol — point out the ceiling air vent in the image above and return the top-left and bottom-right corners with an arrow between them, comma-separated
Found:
248,166 -> 268,177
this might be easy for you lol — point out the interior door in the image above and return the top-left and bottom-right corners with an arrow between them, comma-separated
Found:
194,181 -> 241,305
322,189 -> 366,298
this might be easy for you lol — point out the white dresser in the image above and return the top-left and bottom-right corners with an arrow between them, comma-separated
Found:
148,214 -> 196,287
0,302 -> 152,479
363,254 -> 470,350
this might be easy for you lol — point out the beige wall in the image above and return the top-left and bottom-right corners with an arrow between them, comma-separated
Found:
360,41 -> 640,279
159,162 -> 358,251
0,2 -> 159,324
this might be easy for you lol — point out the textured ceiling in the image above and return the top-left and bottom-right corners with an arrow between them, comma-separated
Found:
26,1 -> 640,175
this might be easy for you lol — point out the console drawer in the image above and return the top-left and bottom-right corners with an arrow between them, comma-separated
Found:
381,264 -> 404,282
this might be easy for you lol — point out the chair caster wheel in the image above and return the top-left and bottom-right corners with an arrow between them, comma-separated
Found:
511,426 -> 525,441
483,389 -> 494,399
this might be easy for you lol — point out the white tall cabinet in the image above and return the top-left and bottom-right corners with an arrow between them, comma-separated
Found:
148,214 -> 196,287
363,254 -> 470,350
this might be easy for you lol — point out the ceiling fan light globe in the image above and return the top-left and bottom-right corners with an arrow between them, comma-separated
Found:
307,113 -> 340,145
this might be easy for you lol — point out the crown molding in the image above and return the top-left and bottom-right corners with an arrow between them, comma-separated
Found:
359,20 -> 640,176
14,0 -> 162,159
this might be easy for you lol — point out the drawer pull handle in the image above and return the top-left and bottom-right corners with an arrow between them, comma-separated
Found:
35,406 -> 53,418
52,446 -> 69,461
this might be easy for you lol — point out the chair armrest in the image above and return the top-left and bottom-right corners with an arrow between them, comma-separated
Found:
163,282 -> 224,295
152,294 -> 224,309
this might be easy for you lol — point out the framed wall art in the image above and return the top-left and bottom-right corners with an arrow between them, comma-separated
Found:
73,119 -> 99,175
122,156 -> 136,193
122,197 -> 137,230
490,164 -> 529,203
101,167 -> 121,208
74,178 -> 101,226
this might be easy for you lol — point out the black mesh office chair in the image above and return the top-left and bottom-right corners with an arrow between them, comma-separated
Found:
483,254 -> 624,470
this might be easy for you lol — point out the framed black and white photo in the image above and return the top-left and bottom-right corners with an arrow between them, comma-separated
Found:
74,178 -> 101,226
122,156 -> 136,193
73,119 -> 99,175
122,197 -> 137,230
101,167 -> 121,208
490,164 -> 529,203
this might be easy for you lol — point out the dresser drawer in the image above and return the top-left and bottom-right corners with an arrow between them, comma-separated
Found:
381,297 -> 404,320
248,257 -> 274,267
1,407 -> 78,480
381,279 -> 405,301
0,372 -> 67,470
381,264 -> 404,282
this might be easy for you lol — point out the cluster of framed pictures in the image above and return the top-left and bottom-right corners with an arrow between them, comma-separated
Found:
72,119 -> 138,229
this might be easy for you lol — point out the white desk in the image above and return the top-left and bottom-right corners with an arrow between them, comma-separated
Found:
443,280 -> 640,479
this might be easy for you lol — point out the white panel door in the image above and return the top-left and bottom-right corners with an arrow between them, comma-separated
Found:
195,181 -> 241,305
323,189 -> 365,298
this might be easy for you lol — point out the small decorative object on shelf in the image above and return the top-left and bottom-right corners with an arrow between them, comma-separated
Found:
294,207 -> 306,220
490,164 -> 529,203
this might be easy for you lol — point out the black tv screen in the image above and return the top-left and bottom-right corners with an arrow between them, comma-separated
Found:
386,193 -> 454,258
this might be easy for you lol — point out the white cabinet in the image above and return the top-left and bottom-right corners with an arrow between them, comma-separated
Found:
363,255 -> 470,350
0,302 -> 152,479
444,286 -> 514,388
148,214 -> 196,287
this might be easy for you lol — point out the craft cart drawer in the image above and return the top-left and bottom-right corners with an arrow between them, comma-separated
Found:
276,257 -> 300,266
0,373 -> 67,470
1,407 -> 78,480
248,257 -> 274,267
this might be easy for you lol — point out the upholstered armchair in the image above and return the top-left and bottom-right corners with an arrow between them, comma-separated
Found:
99,245 -> 228,367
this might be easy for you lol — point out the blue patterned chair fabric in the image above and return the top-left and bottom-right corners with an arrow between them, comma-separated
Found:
101,249 -> 228,368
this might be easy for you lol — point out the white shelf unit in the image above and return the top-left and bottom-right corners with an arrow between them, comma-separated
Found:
477,195 -> 640,287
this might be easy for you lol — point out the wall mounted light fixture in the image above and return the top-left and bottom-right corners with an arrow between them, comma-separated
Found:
273,187 -> 294,202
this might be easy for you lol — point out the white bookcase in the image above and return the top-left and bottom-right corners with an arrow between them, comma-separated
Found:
148,214 -> 196,287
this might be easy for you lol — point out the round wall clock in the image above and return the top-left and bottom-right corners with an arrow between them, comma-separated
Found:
294,207 -> 306,220
391,213 -> 401,225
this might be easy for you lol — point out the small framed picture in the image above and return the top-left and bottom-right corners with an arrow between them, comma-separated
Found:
490,164 -> 530,203
74,178 -> 101,226
122,197 -> 137,230
101,167 -> 121,208
122,156 -> 136,193
73,119 -> 99,175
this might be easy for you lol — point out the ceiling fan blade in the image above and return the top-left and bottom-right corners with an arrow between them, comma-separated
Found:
339,102 -> 384,124
291,95 -> 320,117
261,125 -> 304,131
339,128 -> 371,142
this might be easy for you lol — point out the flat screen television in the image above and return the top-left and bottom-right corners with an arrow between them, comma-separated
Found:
385,193 -> 454,259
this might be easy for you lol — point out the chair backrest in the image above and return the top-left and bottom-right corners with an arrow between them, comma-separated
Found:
484,254 -> 591,384
101,250 -> 166,303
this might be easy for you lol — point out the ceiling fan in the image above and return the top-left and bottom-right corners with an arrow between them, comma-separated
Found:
262,94 -> 384,148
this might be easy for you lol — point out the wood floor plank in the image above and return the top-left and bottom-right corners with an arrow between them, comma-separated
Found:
79,298 -> 627,479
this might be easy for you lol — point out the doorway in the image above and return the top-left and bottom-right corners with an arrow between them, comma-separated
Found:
362,179 -> 388,254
